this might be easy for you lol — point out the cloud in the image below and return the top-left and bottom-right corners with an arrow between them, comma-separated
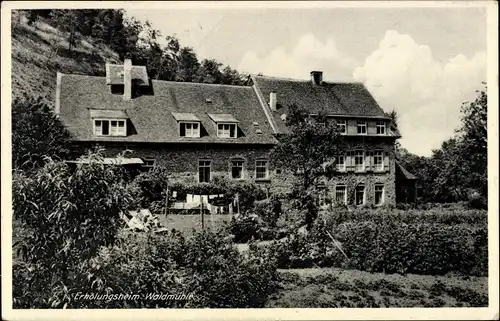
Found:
353,30 -> 486,156
237,34 -> 358,81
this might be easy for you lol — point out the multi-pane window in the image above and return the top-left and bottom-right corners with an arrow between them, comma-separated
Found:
180,122 -> 200,137
357,121 -> 367,134
255,160 -> 269,180
375,184 -> 385,206
336,154 -> 346,172
355,150 -> 365,172
217,123 -> 237,138
335,185 -> 347,205
94,119 -> 126,136
355,184 -> 365,206
374,151 -> 384,171
199,160 -> 211,183
376,121 -> 386,135
231,159 -> 244,180
337,120 -> 347,134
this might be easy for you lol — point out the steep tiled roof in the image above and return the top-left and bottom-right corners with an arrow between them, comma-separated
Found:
58,74 -> 277,145
396,161 -> 418,180
252,75 -> 392,134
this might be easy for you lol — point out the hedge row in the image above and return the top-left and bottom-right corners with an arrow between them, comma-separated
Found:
265,219 -> 488,276
322,208 -> 487,226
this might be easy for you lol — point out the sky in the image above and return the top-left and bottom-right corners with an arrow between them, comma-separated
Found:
126,5 -> 487,156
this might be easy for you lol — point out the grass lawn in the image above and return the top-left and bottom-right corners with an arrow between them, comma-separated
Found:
267,268 -> 488,308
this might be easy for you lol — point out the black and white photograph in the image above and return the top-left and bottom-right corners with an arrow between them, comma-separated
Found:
1,1 -> 498,319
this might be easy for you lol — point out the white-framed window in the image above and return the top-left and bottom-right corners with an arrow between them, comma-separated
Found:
375,183 -> 385,206
180,122 -> 200,138
94,119 -> 126,136
231,159 -> 244,180
217,123 -> 237,138
255,160 -> 269,180
374,150 -> 384,171
335,185 -> 347,205
337,120 -> 347,134
355,184 -> 365,206
357,121 -> 367,134
199,160 -> 211,183
336,154 -> 346,172
355,150 -> 365,172
376,121 -> 386,135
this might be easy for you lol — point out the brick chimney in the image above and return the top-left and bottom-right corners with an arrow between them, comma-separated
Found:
123,58 -> 132,101
310,71 -> 323,86
269,92 -> 277,111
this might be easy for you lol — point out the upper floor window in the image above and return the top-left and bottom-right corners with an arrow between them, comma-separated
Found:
217,123 -> 237,138
337,120 -> 347,134
376,121 -> 386,135
94,119 -> 126,136
231,159 -> 244,180
199,160 -> 211,183
335,185 -> 347,205
255,160 -> 269,180
374,150 -> 384,171
355,150 -> 365,172
180,122 -> 200,138
357,121 -> 367,135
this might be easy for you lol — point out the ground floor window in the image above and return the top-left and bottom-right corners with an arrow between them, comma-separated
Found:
231,159 -> 244,179
335,185 -> 347,205
375,183 -> 385,205
199,160 -> 211,183
355,184 -> 365,205
255,160 -> 269,180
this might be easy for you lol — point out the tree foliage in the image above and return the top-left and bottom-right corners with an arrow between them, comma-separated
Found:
397,86 -> 487,206
12,96 -> 71,170
271,104 -> 343,227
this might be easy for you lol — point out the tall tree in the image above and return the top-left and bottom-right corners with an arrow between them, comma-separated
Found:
175,47 -> 200,82
271,104 -> 342,228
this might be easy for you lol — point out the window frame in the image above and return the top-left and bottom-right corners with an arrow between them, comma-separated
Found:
354,150 -> 365,172
335,185 -> 347,205
198,160 -> 211,183
374,183 -> 385,206
373,150 -> 384,172
255,159 -> 270,180
179,121 -> 200,138
355,184 -> 366,206
337,120 -> 347,134
376,121 -> 386,135
336,154 -> 346,172
357,121 -> 367,135
217,122 -> 237,138
230,159 -> 245,180
93,118 -> 127,137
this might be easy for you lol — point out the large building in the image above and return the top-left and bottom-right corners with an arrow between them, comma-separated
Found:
57,59 -> 412,207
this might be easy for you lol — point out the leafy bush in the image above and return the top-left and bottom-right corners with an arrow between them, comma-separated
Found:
12,96 -> 71,170
131,165 -> 170,211
230,213 -> 265,243
266,210 -> 487,276
12,151 -> 136,307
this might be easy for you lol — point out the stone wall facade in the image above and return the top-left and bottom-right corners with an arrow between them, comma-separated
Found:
77,136 -> 396,207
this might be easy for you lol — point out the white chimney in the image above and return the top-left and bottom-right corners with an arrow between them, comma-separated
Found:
310,71 -> 323,86
269,92 -> 277,111
123,58 -> 132,101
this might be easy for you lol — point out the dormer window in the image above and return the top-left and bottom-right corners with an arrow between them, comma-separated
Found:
376,121 -> 386,135
357,121 -> 367,135
90,109 -> 129,137
94,119 -> 127,136
172,113 -> 201,138
208,114 -> 239,139
180,122 -> 200,138
217,123 -> 237,138
337,120 -> 347,134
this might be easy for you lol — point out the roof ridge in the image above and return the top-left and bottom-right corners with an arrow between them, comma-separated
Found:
252,73 -> 365,85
